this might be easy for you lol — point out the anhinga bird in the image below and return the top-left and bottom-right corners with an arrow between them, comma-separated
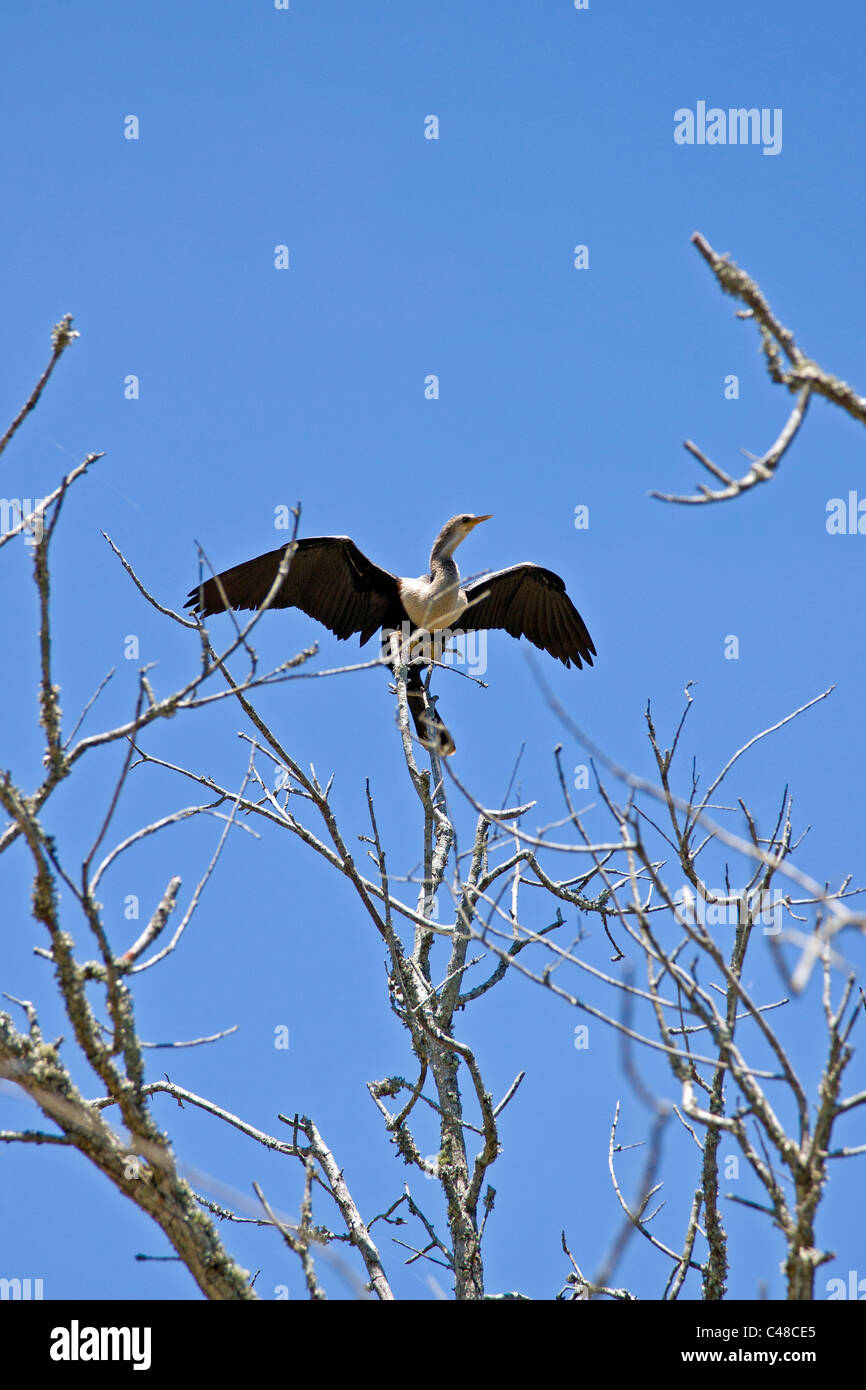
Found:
186,514 -> 595,755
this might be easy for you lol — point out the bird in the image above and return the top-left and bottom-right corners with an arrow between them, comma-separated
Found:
185,513 -> 595,756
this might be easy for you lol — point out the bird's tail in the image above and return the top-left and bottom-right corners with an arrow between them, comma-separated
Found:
406,668 -> 456,757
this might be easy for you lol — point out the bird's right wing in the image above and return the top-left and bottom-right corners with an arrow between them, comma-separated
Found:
461,563 -> 596,669
185,536 -> 401,644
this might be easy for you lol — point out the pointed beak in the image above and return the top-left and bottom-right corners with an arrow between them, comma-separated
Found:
466,514 -> 492,530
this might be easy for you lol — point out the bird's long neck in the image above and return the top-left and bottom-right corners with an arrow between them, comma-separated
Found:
429,550 -> 460,590
429,529 -> 462,584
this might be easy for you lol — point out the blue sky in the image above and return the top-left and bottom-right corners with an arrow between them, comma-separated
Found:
1,1 -> 865,1301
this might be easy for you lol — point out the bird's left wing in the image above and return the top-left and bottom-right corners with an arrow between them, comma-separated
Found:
460,564 -> 596,669
185,536 -> 401,645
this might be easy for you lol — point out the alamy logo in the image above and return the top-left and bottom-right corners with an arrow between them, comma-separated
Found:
826,492 -> 866,534
382,623 -> 487,677
673,886 -> 783,934
0,1276 -> 43,1299
674,102 -> 782,156
50,1320 -> 152,1372
0,497 -> 46,544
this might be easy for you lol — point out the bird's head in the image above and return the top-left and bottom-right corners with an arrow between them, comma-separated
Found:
431,513 -> 492,562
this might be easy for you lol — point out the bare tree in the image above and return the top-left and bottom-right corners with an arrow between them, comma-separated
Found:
2,319 -> 864,1301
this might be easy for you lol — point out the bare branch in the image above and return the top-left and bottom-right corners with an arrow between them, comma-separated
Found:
0,315 -> 80,459
652,232 -> 866,506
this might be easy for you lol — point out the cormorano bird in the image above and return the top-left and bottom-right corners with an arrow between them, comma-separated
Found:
186,514 -> 595,755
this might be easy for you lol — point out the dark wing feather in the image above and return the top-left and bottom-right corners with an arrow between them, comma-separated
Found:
185,536 -> 401,645
461,564 -> 595,669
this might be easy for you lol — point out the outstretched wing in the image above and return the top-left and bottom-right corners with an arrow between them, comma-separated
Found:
460,564 -> 595,669
185,536 -> 402,645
